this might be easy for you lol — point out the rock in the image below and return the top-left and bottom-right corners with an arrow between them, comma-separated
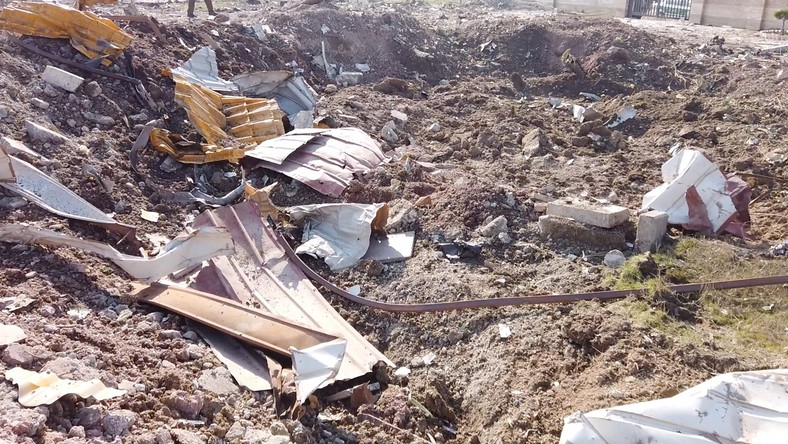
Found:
42,65 -> 84,92
75,406 -> 101,428
155,427 -> 174,444
2,343 -> 35,366
84,81 -> 102,98
183,331 -> 199,341
385,199 -> 417,231
497,232 -> 513,244
521,128 -> 548,157
269,422 -> 288,436
291,421 -> 308,444
479,215 -> 508,238
102,409 -> 139,436
380,121 -> 398,145
30,98 -> 50,109
635,210 -> 669,253
681,111 -> 698,122
166,391 -> 204,419
0,408 -> 47,437
335,71 -> 363,86
571,136 -> 590,147
82,112 -> 115,126
0,197 -> 27,210
447,330 -> 463,343
170,429 -> 206,444
159,156 -> 180,173
68,426 -> 86,438
242,428 -> 286,444
42,357 -> 102,381
197,367 -> 238,395
138,432 -> 157,444
547,200 -> 629,229
136,320 -> 161,333
391,110 -> 407,123
224,422 -> 246,443
538,215 -> 627,250
214,13 -> 230,22
159,330 -> 182,340
429,122 -> 441,132
324,84 -> 338,94
0,105 -> 8,119
603,250 -> 626,268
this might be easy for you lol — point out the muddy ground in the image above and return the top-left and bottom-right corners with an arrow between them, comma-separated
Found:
0,0 -> 787,443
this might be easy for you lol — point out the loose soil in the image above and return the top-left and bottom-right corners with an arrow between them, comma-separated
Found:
0,1 -> 787,444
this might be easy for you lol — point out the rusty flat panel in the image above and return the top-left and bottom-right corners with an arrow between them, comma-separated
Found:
136,283 -> 341,356
192,202 -> 393,382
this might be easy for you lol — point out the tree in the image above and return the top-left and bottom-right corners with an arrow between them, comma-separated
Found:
776,8 -> 788,35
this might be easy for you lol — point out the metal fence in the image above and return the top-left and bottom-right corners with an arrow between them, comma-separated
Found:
629,0 -> 692,20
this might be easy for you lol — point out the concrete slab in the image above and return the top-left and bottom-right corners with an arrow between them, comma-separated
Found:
41,66 -> 84,93
547,200 -> 630,228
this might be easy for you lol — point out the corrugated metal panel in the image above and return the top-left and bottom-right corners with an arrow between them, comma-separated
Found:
245,128 -> 386,198
192,202 -> 393,382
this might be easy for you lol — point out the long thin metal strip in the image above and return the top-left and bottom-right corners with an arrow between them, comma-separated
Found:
275,230 -> 788,312
135,283 -> 341,355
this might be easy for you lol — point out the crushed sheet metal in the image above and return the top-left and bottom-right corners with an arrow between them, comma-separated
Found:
136,283 -> 341,356
5,367 -> 126,407
362,231 -> 415,263
607,104 -> 636,128
287,203 -> 387,271
231,71 -> 318,120
245,128 -> 386,197
244,182 -> 280,218
642,149 -> 744,234
0,144 -> 134,237
191,323 -> 273,391
290,339 -> 347,404
1,137 -> 50,163
560,369 -> 788,444
171,47 -> 238,92
0,224 -> 233,283
191,202 -> 393,382
0,324 -> 26,346
0,2 -> 132,66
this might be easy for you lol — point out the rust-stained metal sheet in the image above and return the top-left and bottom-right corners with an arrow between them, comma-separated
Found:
245,128 -> 386,198
0,2 -> 132,66
192,202 -> 393,382
0,144 -> 134,237
0,224 -> 233,283
135,283 -> 341,356
5,367 -> 126,407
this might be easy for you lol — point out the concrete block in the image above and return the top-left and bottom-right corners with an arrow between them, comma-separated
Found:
24,121 -> 70,144
41,66 -> 84,93
538,215 -> 626,251
546,200 -> 630,228
635,210 -> 669,253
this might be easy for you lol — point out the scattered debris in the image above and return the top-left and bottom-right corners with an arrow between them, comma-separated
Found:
0,224 -> 234,283
498,324 -> 511,339
422,352 -> 436,365
290,339 -> 347,404
5,367 -> 126,407
232,71 -> 317,121
41,66 -> 84,92
140,210 -> 160,223
287,203 -> 388,271
0,324 -> 26,346
603,250 -> 626,268
245,128 -> 386,197
362,231 -> 415,263
635,210 -> 668,253
170,46 -> 238,92
0,2 -> 132,65
0,144 -> 135,237
192,324 -> 273,391
642,149 -> 750,236
606,105 -> 636,128
560,369 -> 788,444
439,239 -> 483,259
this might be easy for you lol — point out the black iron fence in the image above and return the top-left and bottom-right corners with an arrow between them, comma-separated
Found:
629,0 -> 692,20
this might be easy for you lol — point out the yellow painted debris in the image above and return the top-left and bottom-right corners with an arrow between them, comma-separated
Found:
150,77 -> 285,164
0,2 -> 132,66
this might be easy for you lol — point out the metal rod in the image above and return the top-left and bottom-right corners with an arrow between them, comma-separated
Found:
274,229 -> 788,313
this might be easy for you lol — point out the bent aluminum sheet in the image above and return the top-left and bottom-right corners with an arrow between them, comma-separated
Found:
287,203 -> 386,271
290,339 -> 347,404
232,71 -> 317,121
5,367 -> 126,407
191,323 -> 273,391
0,144 -> 134,237
0,224 -> 233,283
137,283 -> 341,356
192,202 -> 393,382
171,46 -> 239,92
560,369 -> 788,444
245,128 -> 386,198
642,149 -> 736,233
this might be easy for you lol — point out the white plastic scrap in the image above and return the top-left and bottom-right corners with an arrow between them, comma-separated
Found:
607,105 -> 636,128
641,149 -> 736,233
560,369 -> 788,444
498,324 -> 511,339
290,339 -> 347,404
287,203 -> 386,271
5,367 -> 126,407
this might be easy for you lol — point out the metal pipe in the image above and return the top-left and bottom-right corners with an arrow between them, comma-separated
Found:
275,230 -> 788,312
